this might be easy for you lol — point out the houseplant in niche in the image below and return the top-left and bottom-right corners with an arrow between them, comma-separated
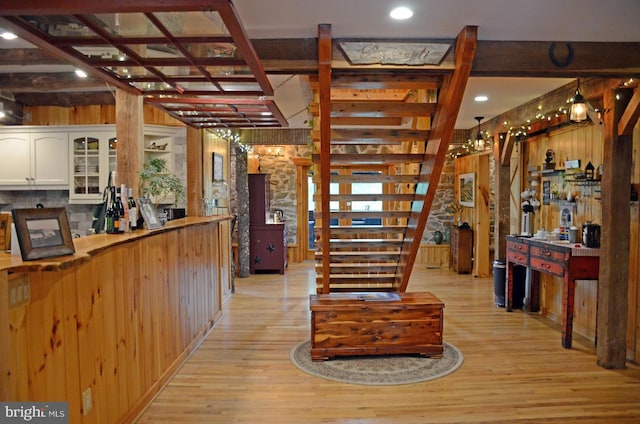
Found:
138,158 -> 185,221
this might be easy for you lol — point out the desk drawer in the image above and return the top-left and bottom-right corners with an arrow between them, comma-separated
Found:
530,256 -> 565,277
506,249 -> 528,265
530,246 -> 565,262
507,240 -> 529,265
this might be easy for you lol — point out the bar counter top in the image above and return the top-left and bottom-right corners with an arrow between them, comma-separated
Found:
0,215 -> 232,272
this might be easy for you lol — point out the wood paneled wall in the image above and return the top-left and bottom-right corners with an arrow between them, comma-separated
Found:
454,152 -> 491,277
521,120 -> 640,364
24,104 -> 184,127
523,124 -> 604,341
3,220 -> 230,423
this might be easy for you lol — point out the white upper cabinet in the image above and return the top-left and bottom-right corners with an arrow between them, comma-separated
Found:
0,129 -> 69,188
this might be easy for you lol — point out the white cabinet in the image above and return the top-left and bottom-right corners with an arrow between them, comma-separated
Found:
0,129 -> 69,188
68,129 -> 117,203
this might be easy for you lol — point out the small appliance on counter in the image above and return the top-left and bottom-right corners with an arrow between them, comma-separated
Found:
272,208 -> 284,223
582,222 -> 601,248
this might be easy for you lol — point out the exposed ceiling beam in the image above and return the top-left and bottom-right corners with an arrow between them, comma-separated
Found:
0,73 -> 105,92
2,40 -> 639,79
253,39 -> 640,77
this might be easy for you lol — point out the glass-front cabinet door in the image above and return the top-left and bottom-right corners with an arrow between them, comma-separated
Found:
69,130 -> 116,203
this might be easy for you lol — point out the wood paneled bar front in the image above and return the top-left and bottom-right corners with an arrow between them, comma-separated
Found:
0,216 -> 232,423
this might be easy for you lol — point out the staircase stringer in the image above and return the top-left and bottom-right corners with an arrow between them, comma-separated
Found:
397,25 -> 478,292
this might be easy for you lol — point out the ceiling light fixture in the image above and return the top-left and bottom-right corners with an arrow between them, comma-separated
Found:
569,79 -> 587,123
0,32 -> 17,40
75,69 -> 88,78
474,95 -> 488,102
390,6 -> 413,20
474,116 -> 485,151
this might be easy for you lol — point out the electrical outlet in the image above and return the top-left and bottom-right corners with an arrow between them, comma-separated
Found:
82,387 -> 93,415
8,273 -> 29,307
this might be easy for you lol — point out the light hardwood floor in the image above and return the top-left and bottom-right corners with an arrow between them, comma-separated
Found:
136,262 -> 640,424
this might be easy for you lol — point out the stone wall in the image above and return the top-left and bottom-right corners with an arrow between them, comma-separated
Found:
225,142 -> 455,248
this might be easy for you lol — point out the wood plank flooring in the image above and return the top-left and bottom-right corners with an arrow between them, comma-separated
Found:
135,262 -> 640,424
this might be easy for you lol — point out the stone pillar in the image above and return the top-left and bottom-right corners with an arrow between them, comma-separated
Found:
235,147 -> 250,278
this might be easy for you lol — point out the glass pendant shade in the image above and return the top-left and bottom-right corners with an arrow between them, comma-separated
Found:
570,92 -> 587,122
570,80 -> 588,123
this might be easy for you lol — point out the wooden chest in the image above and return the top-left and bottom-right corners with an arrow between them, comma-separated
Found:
309,292 -> 444,361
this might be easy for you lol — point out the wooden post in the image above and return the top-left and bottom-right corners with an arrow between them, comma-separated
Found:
597,86 -> 633,368
318,24 -> 332,294
115,89 -> 143,192
494,132 -> 511,260
186,126 -> 203,217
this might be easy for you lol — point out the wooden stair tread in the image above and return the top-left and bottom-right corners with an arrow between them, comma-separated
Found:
317,273 -> 396,278
312,153 -> 429,165
315,210 -> 411,219
315,262 -> 397,268
330,174 -> 419,183
309,101 -> 437,118
311,128 -> 431,142
322,193 -> 415,202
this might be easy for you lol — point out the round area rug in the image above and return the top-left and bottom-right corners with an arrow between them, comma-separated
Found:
290,340 -> 463,385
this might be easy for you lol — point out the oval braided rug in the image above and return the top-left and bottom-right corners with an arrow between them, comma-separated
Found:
290,340 -> 463,386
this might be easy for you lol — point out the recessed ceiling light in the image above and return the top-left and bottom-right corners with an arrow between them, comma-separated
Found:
75,69 -> 88,78
474,95 -> 489,102
1,32 -> 18,40
390,6 -> 413,20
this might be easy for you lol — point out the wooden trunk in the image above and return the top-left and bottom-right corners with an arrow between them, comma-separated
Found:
309,292 -> 444,361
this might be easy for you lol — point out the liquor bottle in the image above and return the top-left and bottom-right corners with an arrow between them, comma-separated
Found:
116,188 -> 126,233
107,186 -> 119,234
128,188 -> 137,231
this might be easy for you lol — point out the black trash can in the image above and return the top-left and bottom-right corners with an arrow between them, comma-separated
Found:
493,259 -> 506,307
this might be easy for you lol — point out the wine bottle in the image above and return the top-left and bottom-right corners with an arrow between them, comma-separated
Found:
116,188 -> 126,233
107,186 -> 119,234
120,184 -> 129,232
128,188 -> 137,231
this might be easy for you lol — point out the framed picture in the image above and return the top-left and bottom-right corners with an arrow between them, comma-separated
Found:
137,198 -> 163,229
11,207 -> 75,261
212,153 -> 224,181
542,180 -> 551,205
458,172 -> 475,207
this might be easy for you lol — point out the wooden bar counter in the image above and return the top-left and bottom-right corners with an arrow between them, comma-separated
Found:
0,216 -> 232,423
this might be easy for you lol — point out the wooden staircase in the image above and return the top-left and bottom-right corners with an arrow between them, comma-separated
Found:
312,25 -> 477,294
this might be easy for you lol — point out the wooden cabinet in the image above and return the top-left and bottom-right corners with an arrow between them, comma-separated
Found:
0,129 -> 68,188
248,173 -> 271,225
450,226 -> 473,274
249,223 -> 287,274
248,174 -> 287,273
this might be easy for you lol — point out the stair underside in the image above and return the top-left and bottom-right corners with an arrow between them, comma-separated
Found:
312,26 -> 477,294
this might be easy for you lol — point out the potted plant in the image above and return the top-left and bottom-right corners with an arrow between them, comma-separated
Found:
138,158 -> 185,220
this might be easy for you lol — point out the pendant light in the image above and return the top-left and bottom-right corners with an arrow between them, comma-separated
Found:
569,79 -> 588,123
474,116 -> 484,150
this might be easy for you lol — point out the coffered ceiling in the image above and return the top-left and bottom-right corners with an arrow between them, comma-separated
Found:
1,0 -> 639,130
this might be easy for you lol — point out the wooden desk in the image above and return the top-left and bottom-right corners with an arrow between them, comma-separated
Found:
505,235 -> 599,349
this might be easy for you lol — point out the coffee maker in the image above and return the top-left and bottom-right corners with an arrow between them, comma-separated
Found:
520,188 -> 540,236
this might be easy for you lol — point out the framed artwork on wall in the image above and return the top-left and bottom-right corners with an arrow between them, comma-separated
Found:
458,172 -> 475,207
212,153 -> 224,181
11,207 -> 75,261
